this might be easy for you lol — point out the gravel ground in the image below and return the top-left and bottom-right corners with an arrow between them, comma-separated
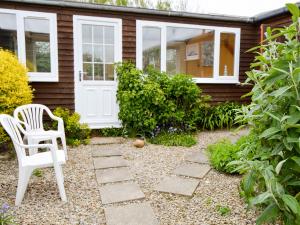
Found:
0,129 -> 258,225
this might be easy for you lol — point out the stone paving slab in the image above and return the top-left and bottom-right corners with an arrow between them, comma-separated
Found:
173,163 -> 211,179
92,148 -> 123,157
91,137 -> 125,145
105,202 -> 159,225
185,151 -> 209,164
93,156 -> 128,169
154,176 -> 200,196
96,168 -> 134,184
99,182 -> 145,204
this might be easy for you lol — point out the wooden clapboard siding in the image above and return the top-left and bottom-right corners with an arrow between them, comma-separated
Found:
0,1 -> 259,110
258,12 -> 292,43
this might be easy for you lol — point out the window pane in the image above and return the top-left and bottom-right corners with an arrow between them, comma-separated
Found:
104,26 -> 114,44
25,17 -> 51,72
93,25 -> 103,44
0,13 -> 17,54
82,25 -> 92,43
142,27 -> 161,71
166,27 -> 214,78
219,33 -> 235,76
105,64 -> 114,81
83,63 -> 93,80
94,45 -> 103,63
83,44 -> 93,62
94,63 -> 104,80
105,45 -> 114,63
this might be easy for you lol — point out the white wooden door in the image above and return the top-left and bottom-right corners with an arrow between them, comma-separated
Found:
73,16 -> 122,128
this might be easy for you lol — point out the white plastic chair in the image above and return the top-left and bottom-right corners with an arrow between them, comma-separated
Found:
14,104 -> 67,159
0,114 -> 67,205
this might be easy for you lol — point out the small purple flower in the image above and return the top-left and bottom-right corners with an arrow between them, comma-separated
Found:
1,203 -> 9,214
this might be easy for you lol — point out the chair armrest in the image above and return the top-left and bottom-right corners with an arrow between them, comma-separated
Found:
44,108 -> 65,132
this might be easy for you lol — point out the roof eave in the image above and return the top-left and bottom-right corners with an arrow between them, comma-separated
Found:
254,2 -> 300,22
1,0 -> 254,23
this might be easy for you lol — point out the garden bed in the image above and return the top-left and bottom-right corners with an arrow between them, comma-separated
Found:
0,129 -> 257,225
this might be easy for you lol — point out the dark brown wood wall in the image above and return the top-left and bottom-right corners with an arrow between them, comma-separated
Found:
258,12 -> 292,43
0,2 -> 259,110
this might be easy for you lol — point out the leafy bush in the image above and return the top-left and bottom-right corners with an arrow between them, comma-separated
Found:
149,132 -> 197,147
198,102 -> 243,130
52,107 -> 91,146
207,135 -> 252,173
232,4 -> 300,224
0,49 -> 33,152
116,63 -> 209,136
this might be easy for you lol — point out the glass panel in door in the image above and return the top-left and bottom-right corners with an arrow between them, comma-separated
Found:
81,24 -> 115,81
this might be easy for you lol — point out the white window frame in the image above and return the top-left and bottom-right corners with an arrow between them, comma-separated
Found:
136,20 -> 241,84
0,8 -> 58,82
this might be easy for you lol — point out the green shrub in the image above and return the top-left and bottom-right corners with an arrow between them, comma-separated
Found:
149,132 -> 197,147
116,62 -> 209,136
52,107 -> 91,147
207,135 -> 251,173
232,4 -> 300,224
198,102 -> 243,130
0,49 -> 33,152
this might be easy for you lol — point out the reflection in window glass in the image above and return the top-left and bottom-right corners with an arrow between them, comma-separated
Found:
219,33 -> 235,76
166,27 -> 214,78
142,27 -> 161,71
25,17 -> 51,72
81,24 -> 115,81
83,63 -> 93,80
104,26 -> 114,44
94,63 -> 104,80
0,13 -> 18,54
105,64 -> 114,81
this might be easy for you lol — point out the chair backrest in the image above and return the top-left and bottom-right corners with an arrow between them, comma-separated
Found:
14,104 -> 48,131
0,114 -> 26,161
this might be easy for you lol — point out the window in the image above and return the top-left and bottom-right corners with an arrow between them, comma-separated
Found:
81,24 -> 115,81
0,13 -> 17,54
142,27 -> 161,71
137,21 -> 240,83
0,9 -> 58,82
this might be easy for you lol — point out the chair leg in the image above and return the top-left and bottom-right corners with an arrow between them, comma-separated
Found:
61,135 -> 67,160
15,167 -> 32,206
53,164 -> 67,202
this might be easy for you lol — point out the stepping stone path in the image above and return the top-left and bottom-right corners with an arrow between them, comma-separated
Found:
154,176 -> 200,196
93,156 -> 128,169
92,147 -> 159,225
173,163 -> 211,179
96,167 -> 133,184
105,202 -> 159,225
155,151 -> 211,197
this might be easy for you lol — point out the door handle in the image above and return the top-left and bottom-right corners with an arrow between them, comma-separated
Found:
79,71 -> 82,81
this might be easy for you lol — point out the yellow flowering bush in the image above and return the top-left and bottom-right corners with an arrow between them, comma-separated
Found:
0,49 -> 33,151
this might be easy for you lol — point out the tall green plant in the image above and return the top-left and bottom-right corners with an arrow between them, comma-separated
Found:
232,4 -> 300,224
116,63 -> 208,136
